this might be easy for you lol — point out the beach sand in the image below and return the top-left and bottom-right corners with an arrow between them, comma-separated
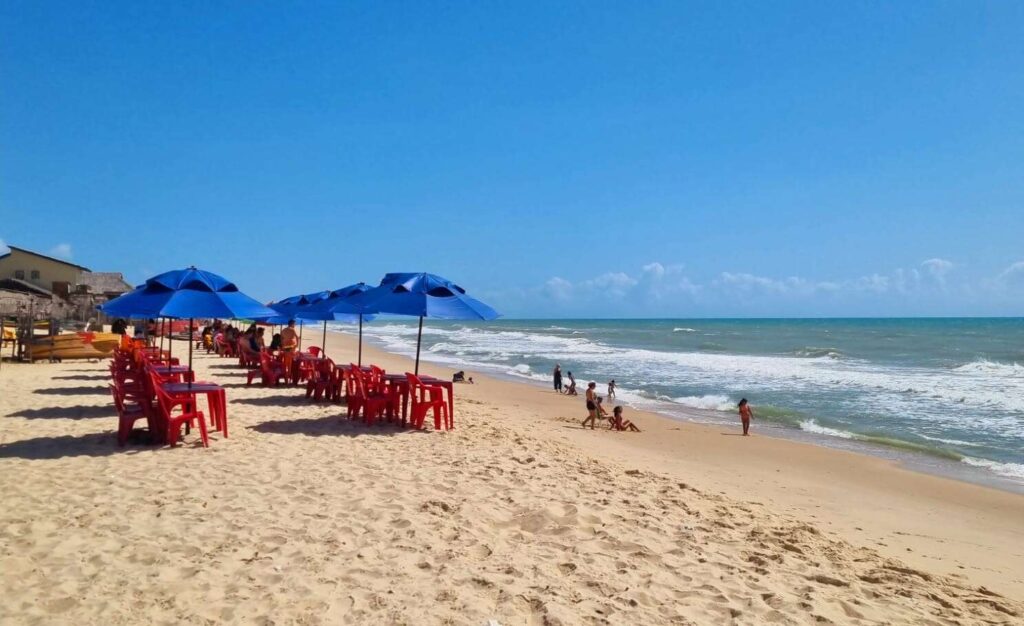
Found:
1,331 -> 1022,625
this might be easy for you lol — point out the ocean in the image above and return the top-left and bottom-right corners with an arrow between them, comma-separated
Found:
329,318 -> 1024,492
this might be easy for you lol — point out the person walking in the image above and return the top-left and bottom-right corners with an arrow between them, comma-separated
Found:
581,382 -> 599,429
553,363 -> 563,393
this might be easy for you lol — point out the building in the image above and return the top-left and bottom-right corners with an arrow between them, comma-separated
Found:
0,245 -> 91,296
0,245 -> 132,321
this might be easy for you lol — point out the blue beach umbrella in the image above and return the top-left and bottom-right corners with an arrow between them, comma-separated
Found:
257,291 -> 334,351
100,267 -> 276,380
347,273 -> 500,374
307,282 -> 377,365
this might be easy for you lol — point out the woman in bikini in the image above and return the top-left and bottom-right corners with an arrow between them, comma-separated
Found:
738,398 -> 753,436
609,405 -> 640,431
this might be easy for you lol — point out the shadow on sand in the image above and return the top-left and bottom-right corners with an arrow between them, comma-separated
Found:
231,394 -> 312,408
51,374 -> 108,381
0,432 -> 122,459
33,386 -> 108,396
9,405 -> 112,420
248,415 -> 419,438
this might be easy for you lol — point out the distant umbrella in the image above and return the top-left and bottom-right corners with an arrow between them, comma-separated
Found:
347,273 -> 500,374
307,282 -> 376,364
100,267 -> 276,383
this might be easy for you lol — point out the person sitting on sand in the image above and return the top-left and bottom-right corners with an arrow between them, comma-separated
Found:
595,396 -> 611,422
607,379 -> 616,399
453,371 -> 466,383
581,382 -> 599,429
738,398 -> 753,436
565,371 -> 578,395
609,405 -> 640,432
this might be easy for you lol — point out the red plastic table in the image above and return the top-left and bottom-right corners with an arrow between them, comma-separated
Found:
381,374 -> 411,425
162,382 -> 228,437
148,365 -> 195,383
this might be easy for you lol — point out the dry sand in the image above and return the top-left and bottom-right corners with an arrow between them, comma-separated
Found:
1,330 -> 1022,625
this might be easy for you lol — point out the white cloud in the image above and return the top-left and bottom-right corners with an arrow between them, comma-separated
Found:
543,276 -> 573,302
49,243 -> 72,260
523,258 -> 1024,316
0,237 -> 9,255
581,272 -> 637,297
997,261 -> 1024,287
921,258 -> 954,286
716,272 -> 822,296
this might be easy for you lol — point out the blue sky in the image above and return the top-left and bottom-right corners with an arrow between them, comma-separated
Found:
2,1 -> 1022,317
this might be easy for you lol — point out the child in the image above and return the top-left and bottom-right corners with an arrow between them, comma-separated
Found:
610,405 -> 640,432
607,379 -> 616,399
566,372 -> 578,396
738,398 -> 753,436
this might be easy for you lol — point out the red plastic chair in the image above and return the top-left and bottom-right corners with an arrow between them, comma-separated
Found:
367,365 -> 386,394
109,383 -> 155,446
351,368 -> 393,425
305,358 -> 335,401
342,366 -> 362,418
295,354 -> 318,384
406,373 -> 450,430
247,352 -> 286,387
307,346 -> 322,357
154,381 -> 208,448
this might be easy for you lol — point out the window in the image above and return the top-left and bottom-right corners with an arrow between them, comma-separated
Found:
31,270 -> 40,280
14,270 -> 24,279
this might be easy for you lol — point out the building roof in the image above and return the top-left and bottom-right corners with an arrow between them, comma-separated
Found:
76,271 -> 133,294
0,277 -> 55,297
0,245 -> 91,272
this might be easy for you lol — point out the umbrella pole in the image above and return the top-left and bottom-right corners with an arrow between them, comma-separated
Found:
322,320 -> 327,358
414,316 -> 423,375
188,318 -> 193,389
167,319 -> 173,371
299,321 -> 303,351
159,317 -> 165,354
358,314 -> 363,367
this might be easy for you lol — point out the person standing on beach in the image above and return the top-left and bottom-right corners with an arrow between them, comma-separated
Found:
581,382 -> 599,429
738,398 -> 753,436
607,379 -> 616,399
280,320 -> 299,384
553,364 -> 563,393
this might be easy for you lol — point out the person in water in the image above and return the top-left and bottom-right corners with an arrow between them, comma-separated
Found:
738,398 -> 753,436
607,379 -> 616,399
553,364 -> 563,393
581,382 -> 599,429
610,405 -> 640,432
